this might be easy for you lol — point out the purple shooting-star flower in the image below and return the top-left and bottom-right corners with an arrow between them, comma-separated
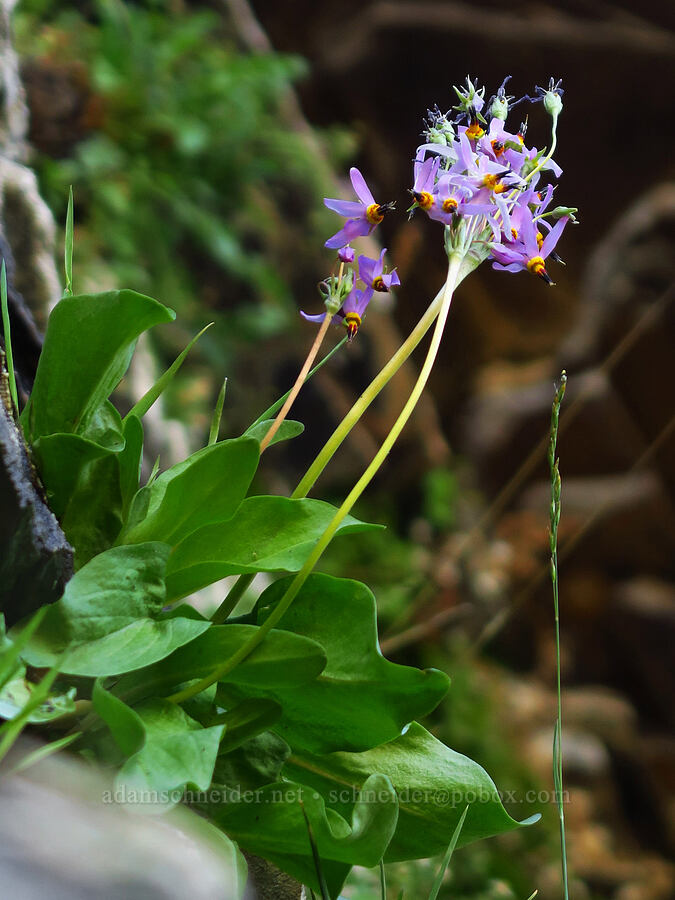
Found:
409,154 -> 440,213
358,249 -> 400,292
301,285 -> 375,341
324,168 -> 395,250
490,209 -> 569,284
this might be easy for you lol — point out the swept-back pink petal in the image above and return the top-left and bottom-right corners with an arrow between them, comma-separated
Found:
540,215 -> 568,258
324,217 -> 371,250
349,167 -> 375,205
324,198 -> 366,217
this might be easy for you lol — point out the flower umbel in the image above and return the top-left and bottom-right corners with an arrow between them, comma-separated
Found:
409,75 -> 575,276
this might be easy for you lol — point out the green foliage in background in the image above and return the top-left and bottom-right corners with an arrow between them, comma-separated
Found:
16,0 -> 345,358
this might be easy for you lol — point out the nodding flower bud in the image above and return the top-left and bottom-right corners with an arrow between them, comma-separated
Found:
338,246 -> 355,263
536,77 -> 564,119
487,75 -> 513,121
423,105 -> 455,146
320,269 -> 353,315
544,90 -> 563,118
488,95 -> 509,121
549,205 -> 578,223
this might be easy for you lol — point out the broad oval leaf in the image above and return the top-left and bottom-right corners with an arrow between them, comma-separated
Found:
19,543 -> 209,676
25,289 -> 175,441
201,774 -> 398,896
92,678 -> 145,757
118,436 -> 259,547
227,574 -> 450,753
284,722 -> 539,864
244,419 -> 304,446
32,433 -> 113,520
117,699 -> 224,804
165,496 -> 382,602
114,624 -> 327,705
215,698 -> 282,754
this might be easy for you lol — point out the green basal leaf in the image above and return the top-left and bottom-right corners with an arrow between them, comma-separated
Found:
200,773 -> 397,898
229,574 -> 450,754
0,673 -> 76,723
19,543 -> 209,676
117,699 -> 224,804
214,731 -> 290,793
118,414 -> 144,520
80,399 -> 126,451
114,625 -> 327,705
92,678 -> 145,756
118,436 -> 259,547
215,698 -> 282,754
244,419 -> 304,447
32,433 -> 113,521
165,496 -> 382,602
61,453 -> 125,566
284,722 -> 538,865
24,289 -> 175,441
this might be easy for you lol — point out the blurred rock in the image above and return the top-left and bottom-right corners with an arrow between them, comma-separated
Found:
519,471 -> 675,573
0,745 -> 246,900
609,579 -> 675,729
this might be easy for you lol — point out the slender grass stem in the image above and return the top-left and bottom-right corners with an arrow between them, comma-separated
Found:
548,371 -> 569,900
169,253 -> 462,704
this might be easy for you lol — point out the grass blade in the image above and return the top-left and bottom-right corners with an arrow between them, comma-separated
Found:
1,260 -> 18,412
380,859 -> 387,900
299,799 -> 330,900
0,607 -> 48,691
146,455 -> 161,486
0,663 -> 62,766
8,731 -> 82,775
208,377 -> 227,446
125,322 -> 214,422
428,805 -> 468,900
64,185 -> 74,297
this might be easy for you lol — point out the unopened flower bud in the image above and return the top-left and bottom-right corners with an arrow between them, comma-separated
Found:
544,90 -> 563,118
488,95 -> 509,121
536,77 -> 564,119
549,206 -> 578,223
338,245 -> 355,263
